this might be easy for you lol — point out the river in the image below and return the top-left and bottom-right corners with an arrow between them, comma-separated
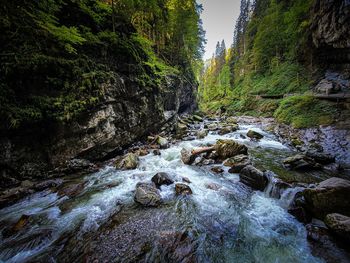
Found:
0,119 -> 328,262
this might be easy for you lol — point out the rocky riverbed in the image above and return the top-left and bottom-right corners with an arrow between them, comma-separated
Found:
0,115 -> 349,262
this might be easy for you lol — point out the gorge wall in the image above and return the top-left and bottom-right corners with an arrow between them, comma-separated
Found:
0,0 -> 201,188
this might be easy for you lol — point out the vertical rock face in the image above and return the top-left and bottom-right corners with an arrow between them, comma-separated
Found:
311,0 -> 350,67
0,73 -> 197,187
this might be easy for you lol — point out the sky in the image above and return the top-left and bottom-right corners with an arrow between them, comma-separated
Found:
197,0 -> 241,60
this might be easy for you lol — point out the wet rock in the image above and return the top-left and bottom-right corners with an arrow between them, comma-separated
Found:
182,177 -> 192,184
181,149 -> 196,165
156,230 -> 197,263
153,149 -> 161,156
306,221 -> 350,263
134,182 -> 161,207
183,136 -> 196,141
151,172 -> 174,188
211,166 -> 224,174
2,214 -> 31,238
283,154 -> 322,171
208,123 -> 218,131
247,130 -> 264,140
34,178 -> 64,191
0,187 -> 34,209
305,150 -> 335,165
196,129 -> 208,139
218,126 -> 237,135
325,213 -> 350,241
66,159 -> 96,173
239,165 -> 268,191
175,183 -> 192,195
115,153 -> 139,170
224,155 -> 251,173
157,136 -> 169,149
205,182 -> 222,191
58,182 -> 85,198
303,177 -> 350,218
214,139 -> 248,160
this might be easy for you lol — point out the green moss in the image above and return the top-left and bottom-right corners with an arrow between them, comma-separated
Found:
274,95 -> 336,128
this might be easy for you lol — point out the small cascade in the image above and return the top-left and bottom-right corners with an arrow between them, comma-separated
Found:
264,170 -> 305,209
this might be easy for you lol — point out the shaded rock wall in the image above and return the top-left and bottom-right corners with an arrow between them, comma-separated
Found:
311,0 -> 350,70
0,73 -> 197,188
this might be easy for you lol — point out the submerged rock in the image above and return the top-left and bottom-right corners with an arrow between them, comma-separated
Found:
151,172 -> 174,188
58,182 -> 85,198
134,182 -> 161,207
205,182 -> 222,191
303,177 -> 350,218
325,213 -> 350,241
182,177 -> 192,184
115,153 -> 139,170
2,214 -> 31,238
211,166 -> 224,174
175,183 -> 192,195
239,165 -> 268,191
153,149 -> 161,156
246,130 -> 264,140
214,139 -> 248,160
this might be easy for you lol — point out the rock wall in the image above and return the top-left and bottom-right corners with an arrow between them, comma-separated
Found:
311,0 -> 350,69
0,73 -> 197,188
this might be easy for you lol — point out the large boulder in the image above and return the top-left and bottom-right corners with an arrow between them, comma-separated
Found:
175,183 -> 193,195
115,153 -> 139,170
239,165 -> 268,191
324,213 -> 350,241
151,172 -> 174,188
303,177 -> 350,218
134,182 -> 161,207
283,154 -> 321,171
247,130 -> 264,140
214,139 -> 248,160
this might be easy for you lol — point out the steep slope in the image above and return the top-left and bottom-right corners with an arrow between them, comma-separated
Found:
0,0 -> 203,187
199,0 -> 349,128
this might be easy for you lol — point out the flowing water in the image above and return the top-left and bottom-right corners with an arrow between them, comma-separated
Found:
0,121 -> 326,263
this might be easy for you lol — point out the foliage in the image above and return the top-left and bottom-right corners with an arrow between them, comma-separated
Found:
198,0 -> 336,129
0,0 -> 205,129
274,95 -> 336,128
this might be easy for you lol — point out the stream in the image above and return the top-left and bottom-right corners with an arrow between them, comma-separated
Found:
0,120 -> 330,262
